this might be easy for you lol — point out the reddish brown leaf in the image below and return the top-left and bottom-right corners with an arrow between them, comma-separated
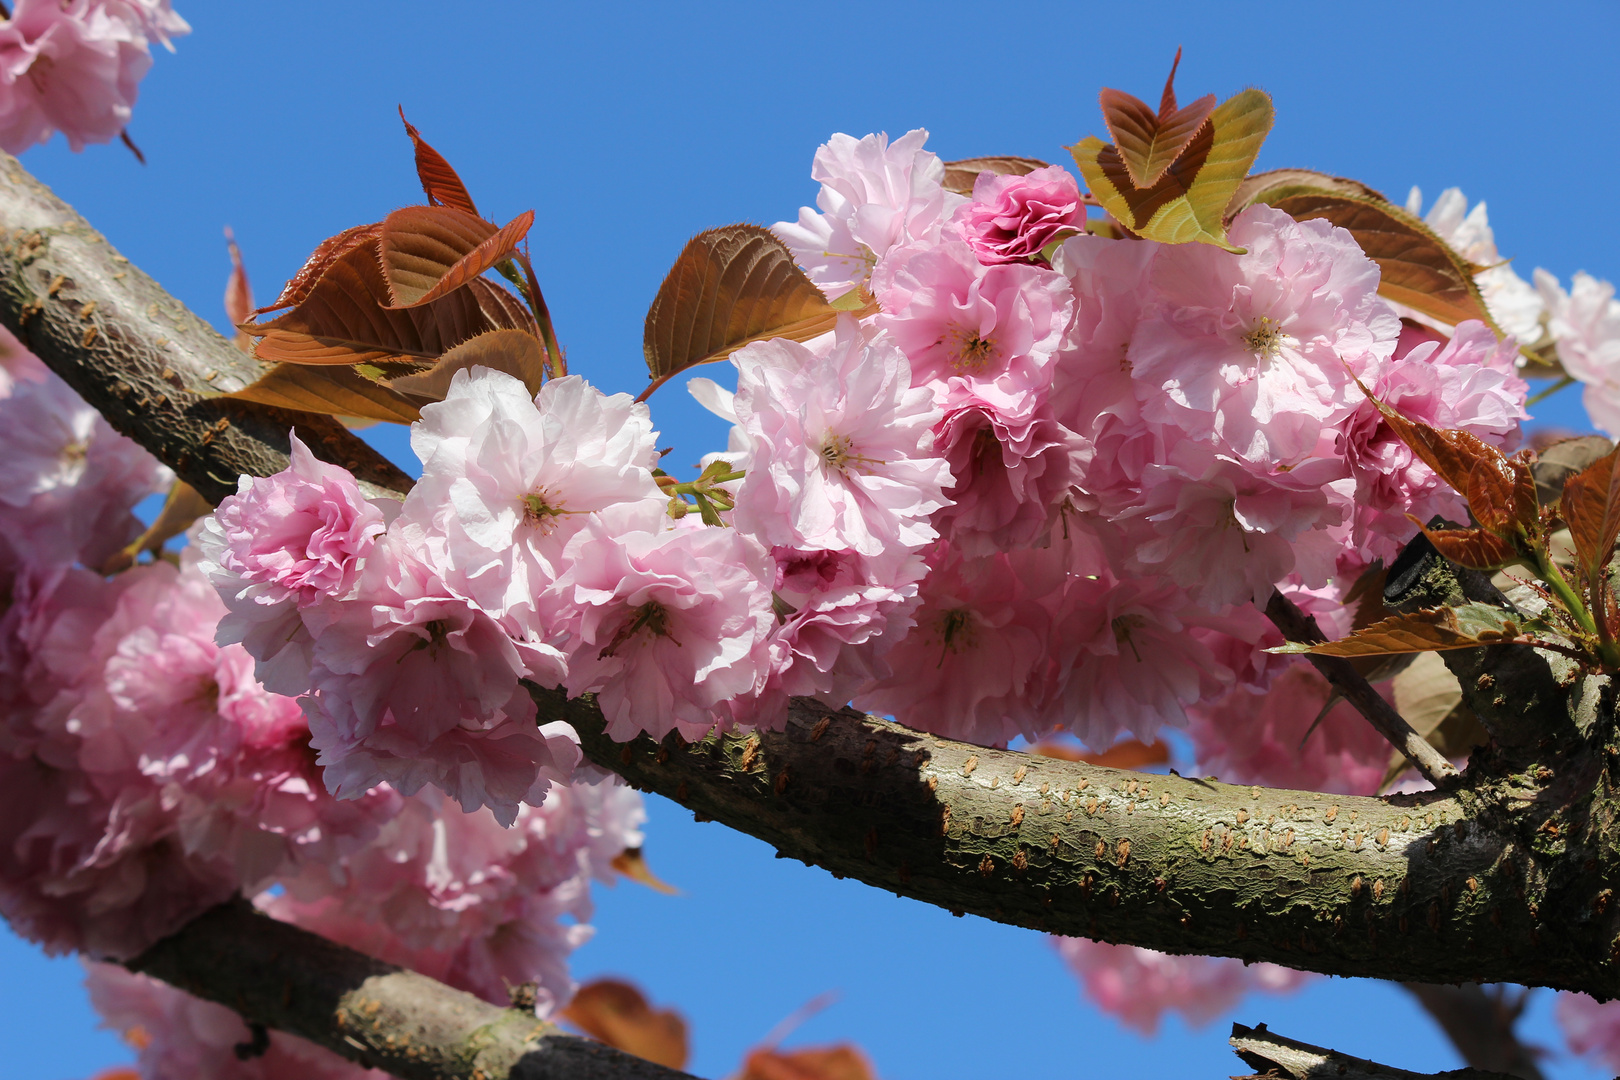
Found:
379,206 -> 536,310
610,847 -> 680,895
384,328 -> 547,400
1412,519 -> 1520,570
223,226 -> 254,352
1272,604 -> 1524,657
1561,444 -> 1620,581
1098,48 -> 1215,190
740,1045 -> 877,1080
1464,451 -> 1538,538
1226,168 -> 1388,221
940,155 -> 1052,196
1363,391 -> 1504,504
254,221 -> 383,315
641,224 -> 868,400
1534,435 -> 1614,505
1032,738 -> 1169,770
560,980 -> 688,1070
245,238 -> 535,367
225,362 -> 423,424
398,105 -> 478,217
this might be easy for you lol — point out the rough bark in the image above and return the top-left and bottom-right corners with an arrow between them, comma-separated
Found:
129,898 -> 698,1080
7,151 -> 1620,1075
0,152 -> 410,505
1229,1022 -> 1521,1080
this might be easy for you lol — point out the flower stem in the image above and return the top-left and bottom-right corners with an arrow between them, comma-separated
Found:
1526,375 -> 1577,408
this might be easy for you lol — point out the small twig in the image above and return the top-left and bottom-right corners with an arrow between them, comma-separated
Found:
1525,374 -> 1576,407
1265,589 -> 1458,787
1230,1021 -> 1521,1079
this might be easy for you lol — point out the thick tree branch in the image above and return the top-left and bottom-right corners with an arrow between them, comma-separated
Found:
0,153 -> 410,504
1265,589 -> 1458,786
1229,1022 -> 1520,1080
129,898 -> 697,1080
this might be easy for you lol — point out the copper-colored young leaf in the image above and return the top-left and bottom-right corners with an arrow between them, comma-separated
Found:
1361,389 -> 1503,502
641,224 -> 865,399
739,1045 -> 877,1080
1560,444 -> 1620,581
1071,87 -> 1272,252
1098,48 -> 1216,190
245,238 -> 534,367
398,105 -> 478,218
1535,435 -> 1615,506
1226,168 -> 1387,217
610,847 -> 679,895
1247,188 -> 1498,332
1464,452 -> 1538,538
254,221 -> 384,315
940,156 -> 1053,195
100,478 -> 214,573
560,980 -> 689,1070
379,206 -> 535,309
1270,604 -> 1524,657
1031,737 -> 1169,770
1412,519 -> 1520,570
225,362 -> 423,424
385,328 -> 547,400
223,227 -> 254,352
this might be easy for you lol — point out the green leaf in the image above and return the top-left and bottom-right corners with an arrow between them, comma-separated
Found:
1071,87 -> 1272,252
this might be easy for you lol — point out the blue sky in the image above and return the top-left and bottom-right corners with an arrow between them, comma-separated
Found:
3,1 -> 1617,1077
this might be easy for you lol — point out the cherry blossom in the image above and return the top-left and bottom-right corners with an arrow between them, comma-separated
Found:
951,164 -> 1083,266
1536,269 -> 1620,437
1406,186 -> 1543,344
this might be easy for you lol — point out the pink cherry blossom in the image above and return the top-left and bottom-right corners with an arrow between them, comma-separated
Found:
557,512 -> 776,742
1338,320 -> 1527,562
0,0 -> 182,154
1536,269 -> 1620,437
928,406 -> 1086,556
1407,187 -> 1543,344
198,431 -> 392,696
1050,937 -> 1311,1036
772,128 -> 965,300
401,368 -> 663,623
951,164 -> 1082,265
1129,205 -> 1401,468
1557,993 -> 1620,1072
1187,662 -> 1392,796
728,318 -> 951,557
874,239 -> 1073,420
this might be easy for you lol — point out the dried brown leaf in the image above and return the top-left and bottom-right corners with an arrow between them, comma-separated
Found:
739,1045 -> 877,1080
245,238 -> 534,368
379,206 -> 534,309
641,224 -> 863,399
1561,444 -> 1620,581
560,980 -> 688,1070
610,847 -> 679,895
254,221 -> 383,315
398,105 -> 478,217
385,328 -> 547,400
940,156 -> 1053,195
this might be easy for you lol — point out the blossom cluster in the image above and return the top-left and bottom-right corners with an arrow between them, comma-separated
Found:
0,0 -> 188,154
0,335 -> 647,1075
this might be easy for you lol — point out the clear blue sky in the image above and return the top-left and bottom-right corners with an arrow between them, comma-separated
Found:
3,2 -> 1615,1077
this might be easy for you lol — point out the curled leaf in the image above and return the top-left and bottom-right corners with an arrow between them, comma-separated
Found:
384,328 -> 547,399
253,221 -> 383,315
941,155 -> 1053,195
560,980 -> 689,1070
379,205 -> 534,309
398,105 -> 478,217
1071,86 -> 1273,252
1464,451 -> 1538,538
225,362 -> 424,424
641,224 -> 867,400
1410,518 -> 1520,571
1561,444 -> 1620,582
1270,603 -> 1526,657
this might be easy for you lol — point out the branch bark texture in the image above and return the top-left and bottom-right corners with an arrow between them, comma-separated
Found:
1229,1022 -> 1520,1080
129,899 -> 697,1080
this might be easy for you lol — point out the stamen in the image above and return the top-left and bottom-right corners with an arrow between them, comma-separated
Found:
1242,315 -> 1285,361
943,323 -> 1001,374
1112,614 -> 1147,663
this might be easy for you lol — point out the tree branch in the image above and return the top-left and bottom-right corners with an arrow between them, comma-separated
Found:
1400,983 -> 1545,1080
129,898 -> 698,1080
1228,1022 -> 1521,1080
1265,589 -> 1458,786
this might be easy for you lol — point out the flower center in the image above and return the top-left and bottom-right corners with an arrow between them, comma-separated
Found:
1112,614 -> 1147,663
935,607 -> 975,667
599,601 -> 676,659
1242,315 -> 1286,361
411,618 -> 453,659
944,324 -> 1001,374
521,489 -> 567,533
60,438 -> 88,468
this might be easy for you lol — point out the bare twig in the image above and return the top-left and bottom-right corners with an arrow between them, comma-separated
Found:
1265,589 -> 1459,786
1230,1021 -> 1521,1080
